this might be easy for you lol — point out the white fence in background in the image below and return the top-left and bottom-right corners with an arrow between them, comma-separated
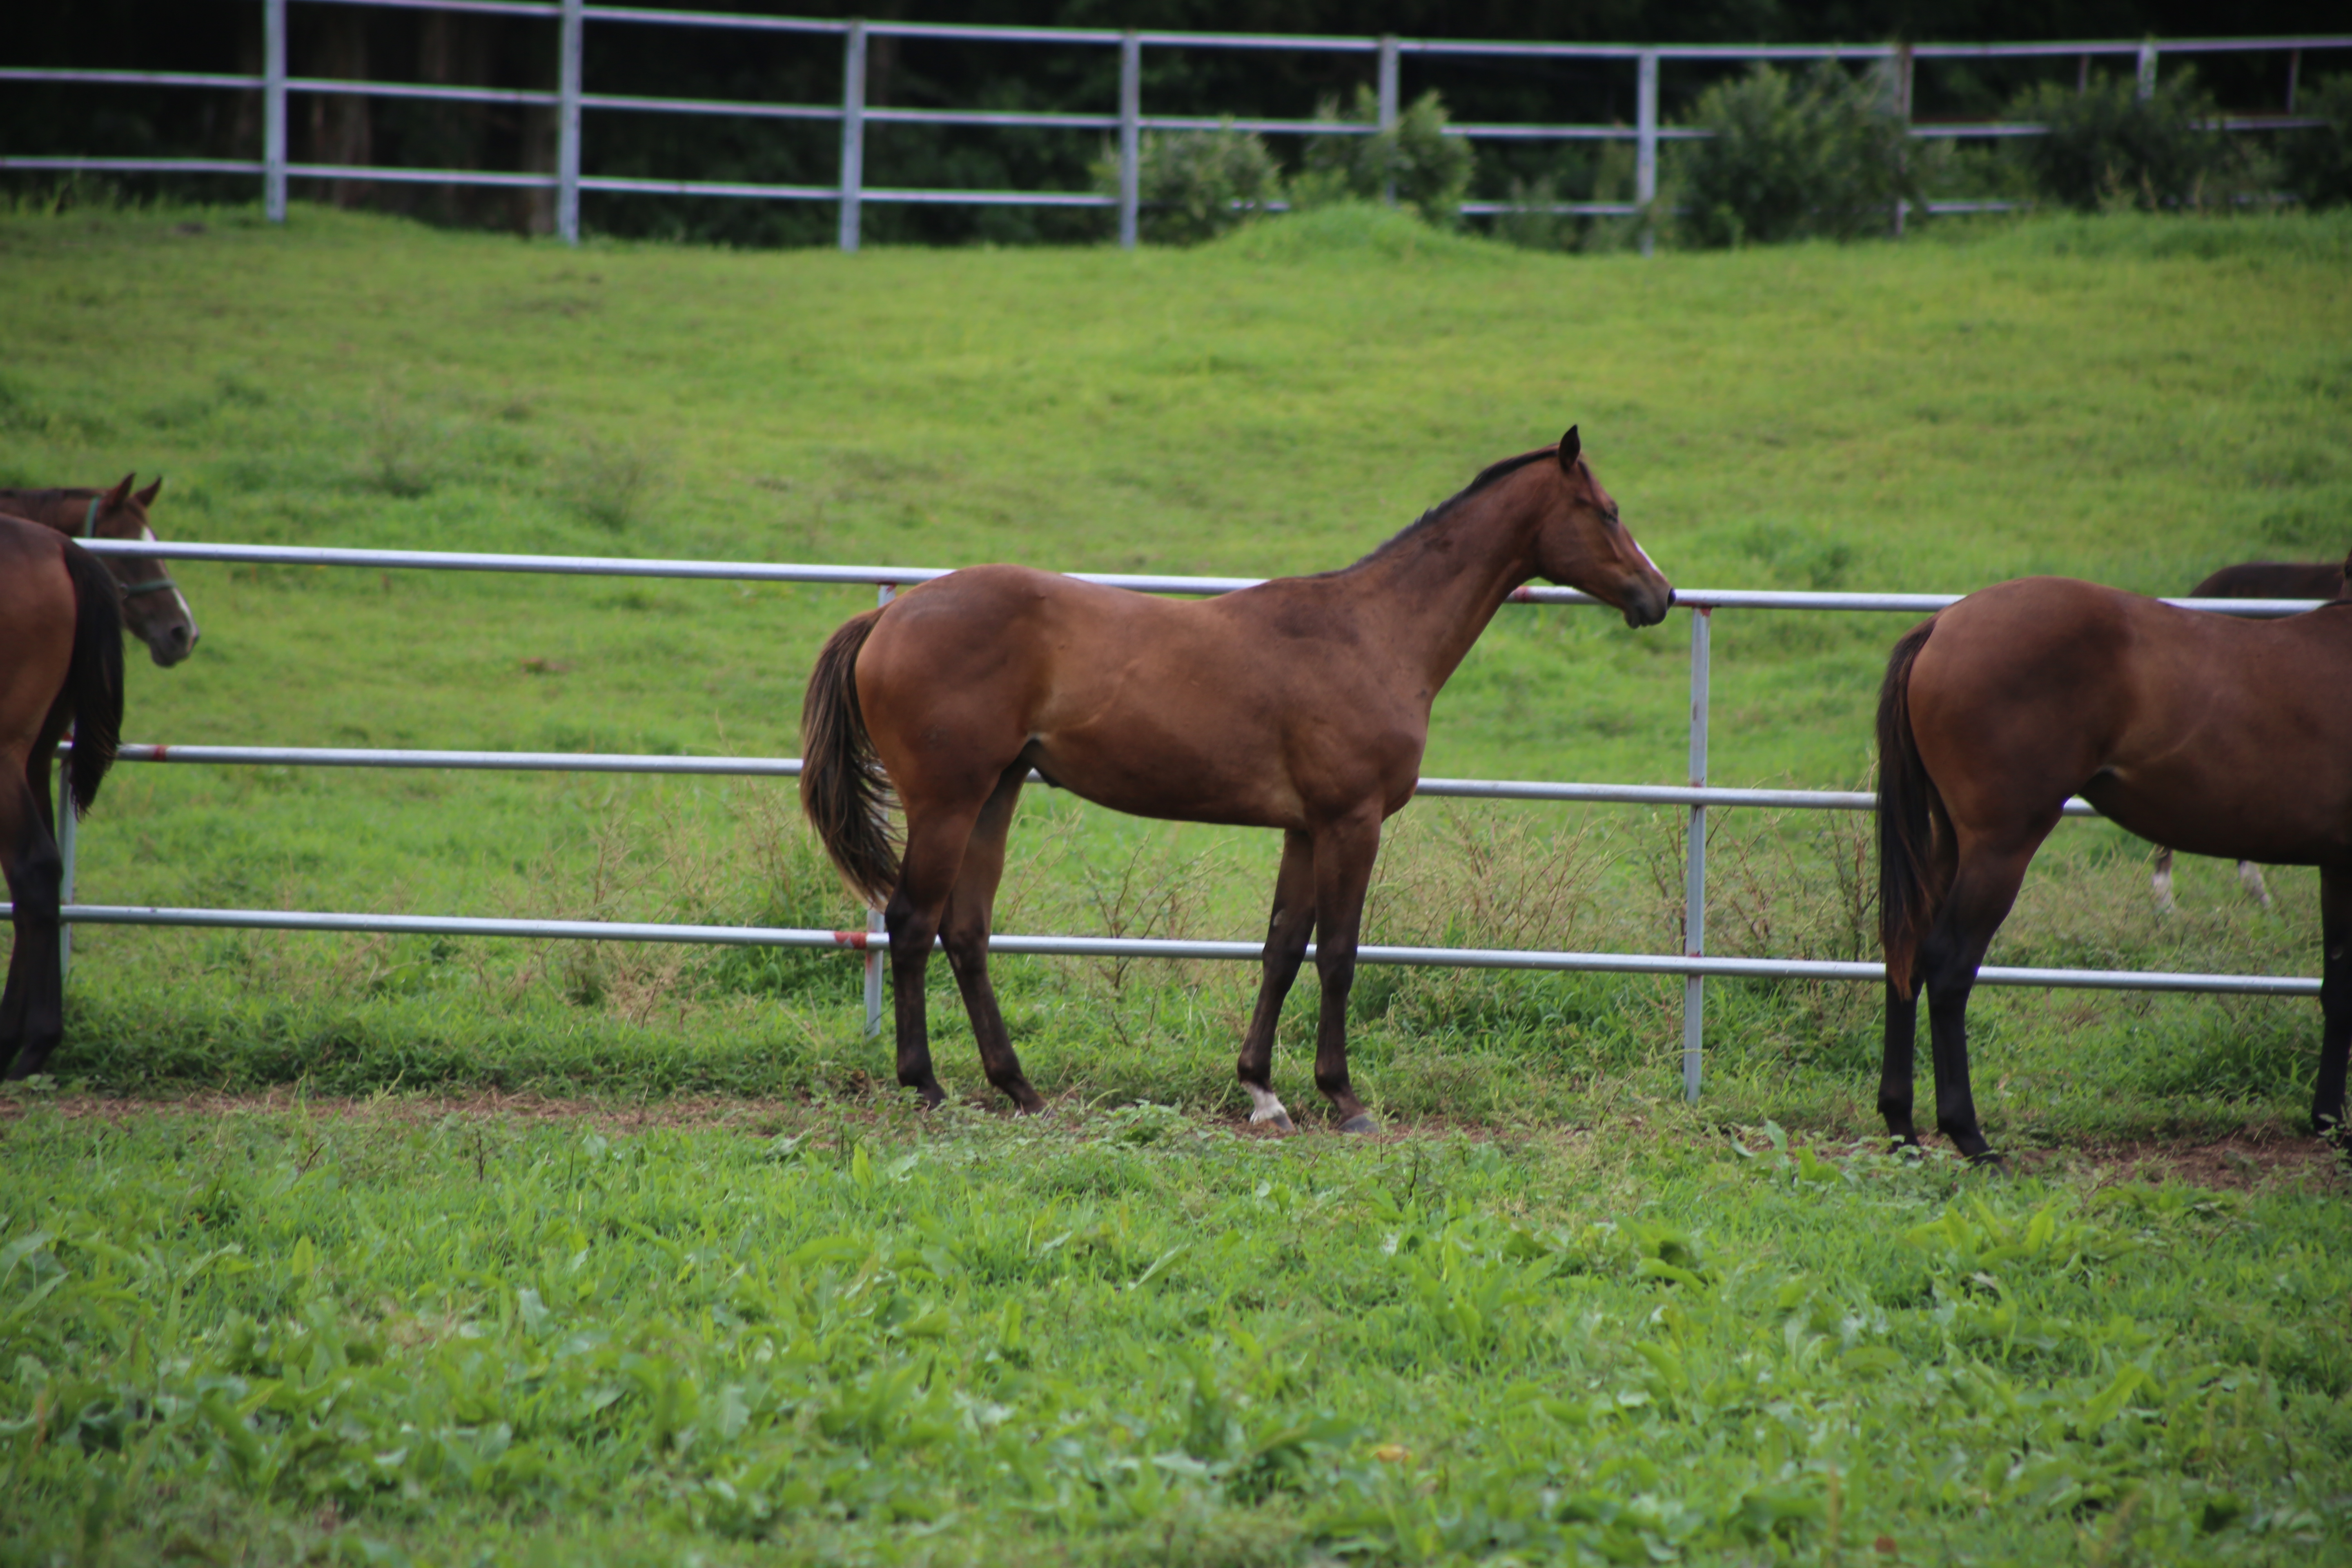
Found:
21,537 -> 2322,1106
0,2 -> 2344,254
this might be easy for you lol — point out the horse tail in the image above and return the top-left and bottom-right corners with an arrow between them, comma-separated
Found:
799,607 -> 900,905
1876,617 -> 1940,998
57,538 -> 125,816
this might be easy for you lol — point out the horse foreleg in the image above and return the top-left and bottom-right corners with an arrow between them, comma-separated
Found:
2314,868 -> 2350,1142
1918,842 -> 2039,1165
1309,811 -> 1382,1134
2151,846 -> 2175,914
882,806 -> 982,1109
2239,861 -> 2273,909
1235,830 -> 1316,1132
1878,980 -> 1921,1149
939,765 -> 1045,1114
0,773 -> 64,1081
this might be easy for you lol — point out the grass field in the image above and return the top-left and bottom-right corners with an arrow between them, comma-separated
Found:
3,1102 -> 2348,1566
2,199 -> 2350,1562
1,200 -> 2347,1136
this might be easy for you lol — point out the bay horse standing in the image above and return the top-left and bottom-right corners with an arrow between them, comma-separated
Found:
1876,564 -> 2352,1161
2150,557 -> 2344,913
0,515 -> 124,1080
801,429 -> 1674,1129
0,475 -> 199,666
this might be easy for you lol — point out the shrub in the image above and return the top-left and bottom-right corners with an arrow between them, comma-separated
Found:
2006,69 -> 2250,212
1677,62 -> 1921,247
1295,86 -> 1474,228
1091,123 -> 1282,246
2282,74 -> 2352,210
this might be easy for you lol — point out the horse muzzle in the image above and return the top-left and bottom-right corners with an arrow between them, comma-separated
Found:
1621,580 -> 1675,629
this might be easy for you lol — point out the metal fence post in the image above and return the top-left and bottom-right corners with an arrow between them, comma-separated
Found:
263,0 -> 287,222
57,742 -> 77,988
1377,34 -> 1400,207
1682,606 -> 1711,1103
2137,41 -> 2158,100
1118,31 -> 1140,249
864,582 -> 896,1035
839,21 -> 867,253
1636,49 -> 1659,258
1892,43 -> 1913,239
557,0 -> 584,244
2288,49 -> 2302,114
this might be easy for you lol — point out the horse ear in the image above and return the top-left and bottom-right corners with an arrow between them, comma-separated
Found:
134,477 -> 163,508
105,473 -> 135,509
1557,427 -> 1581,470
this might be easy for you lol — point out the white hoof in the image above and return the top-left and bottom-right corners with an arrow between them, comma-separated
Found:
1244,1085 -> 1293,1131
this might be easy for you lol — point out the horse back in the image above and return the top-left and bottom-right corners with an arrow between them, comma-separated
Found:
2188,560 -> 2344,600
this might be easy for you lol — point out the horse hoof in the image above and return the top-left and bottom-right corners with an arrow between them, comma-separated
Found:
1338,1113 -> 1380,1135
1262,1111 -> 1296,1133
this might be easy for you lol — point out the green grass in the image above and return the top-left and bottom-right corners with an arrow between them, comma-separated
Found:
4,200 -> 2351,1564
1,200 -> 2350,1138
4,1104 -> 2350,1566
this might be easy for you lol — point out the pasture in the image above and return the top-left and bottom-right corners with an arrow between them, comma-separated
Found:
2,200 -> 2350,1561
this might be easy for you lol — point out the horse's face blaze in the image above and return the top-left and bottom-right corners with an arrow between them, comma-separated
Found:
1535,451 -> 1674,628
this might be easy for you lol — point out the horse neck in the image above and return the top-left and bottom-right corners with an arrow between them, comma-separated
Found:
0,490 -> 78,534
1346,484 -> 1540,692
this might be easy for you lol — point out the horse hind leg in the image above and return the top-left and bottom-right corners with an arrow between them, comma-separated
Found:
881,797 -> 992,1109
937,763 -> 1046,1115
2314,868 -> 2350,1143
0,772 -> 65,1081
2151,846 -> 2176,914
1917,839 -> 2043,1165
2238,860 -> 2273,909
1235,830 -> 1316,1133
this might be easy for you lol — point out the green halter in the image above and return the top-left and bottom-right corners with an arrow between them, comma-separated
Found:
84,495 -> 178,597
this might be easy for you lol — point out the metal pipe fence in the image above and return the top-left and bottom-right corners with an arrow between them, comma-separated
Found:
36,535 -> 2330,1100
2,3 -> 2343,249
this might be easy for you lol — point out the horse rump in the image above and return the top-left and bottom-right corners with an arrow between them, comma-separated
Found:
53,538 -> 124,816
1875,617 -> 1942,998
799,607 -> 900,905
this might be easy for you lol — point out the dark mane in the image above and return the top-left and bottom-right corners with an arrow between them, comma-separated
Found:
1348,445 -> 1556,568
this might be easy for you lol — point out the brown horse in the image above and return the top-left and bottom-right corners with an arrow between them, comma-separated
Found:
2151,558 -> 2345,912
801,429 -> 1674,1130
0,476 -> 199,666
1877,565 -> 2352,1161
0,514 -> 125,1080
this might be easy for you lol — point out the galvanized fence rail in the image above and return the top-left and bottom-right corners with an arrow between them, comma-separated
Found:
26,536 -> 2326,1103
2,2 -> 2343,253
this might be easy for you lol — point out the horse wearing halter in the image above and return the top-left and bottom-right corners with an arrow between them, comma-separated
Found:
83,494 -> 177,598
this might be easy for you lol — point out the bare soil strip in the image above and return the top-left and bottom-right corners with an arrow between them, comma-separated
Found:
5,1088 -> 2341,1191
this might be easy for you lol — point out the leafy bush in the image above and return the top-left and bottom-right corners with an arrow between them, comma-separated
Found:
1091,123 -> 1282,246
1295,86 -> 1474,228
2282,74 -> 2352,209
1677,62 -> 1921,247
2006,69 -> 2250,212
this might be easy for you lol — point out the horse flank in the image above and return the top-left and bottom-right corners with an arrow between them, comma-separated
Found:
1875,617 -> 1940,998
799,607 -> 900,904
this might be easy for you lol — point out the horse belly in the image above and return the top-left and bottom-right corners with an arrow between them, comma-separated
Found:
2089,765 -> 2352,867
1029,719 -> 1306,829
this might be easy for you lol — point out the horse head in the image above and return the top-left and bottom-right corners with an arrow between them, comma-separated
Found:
1531,428 -> 1674,628
86,473 -> 200,666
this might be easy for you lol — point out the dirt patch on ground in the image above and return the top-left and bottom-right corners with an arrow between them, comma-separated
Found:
5,1091 -> 2342,1190
0,1087 -> 816,1134
2031,1126 -> 2348,1192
